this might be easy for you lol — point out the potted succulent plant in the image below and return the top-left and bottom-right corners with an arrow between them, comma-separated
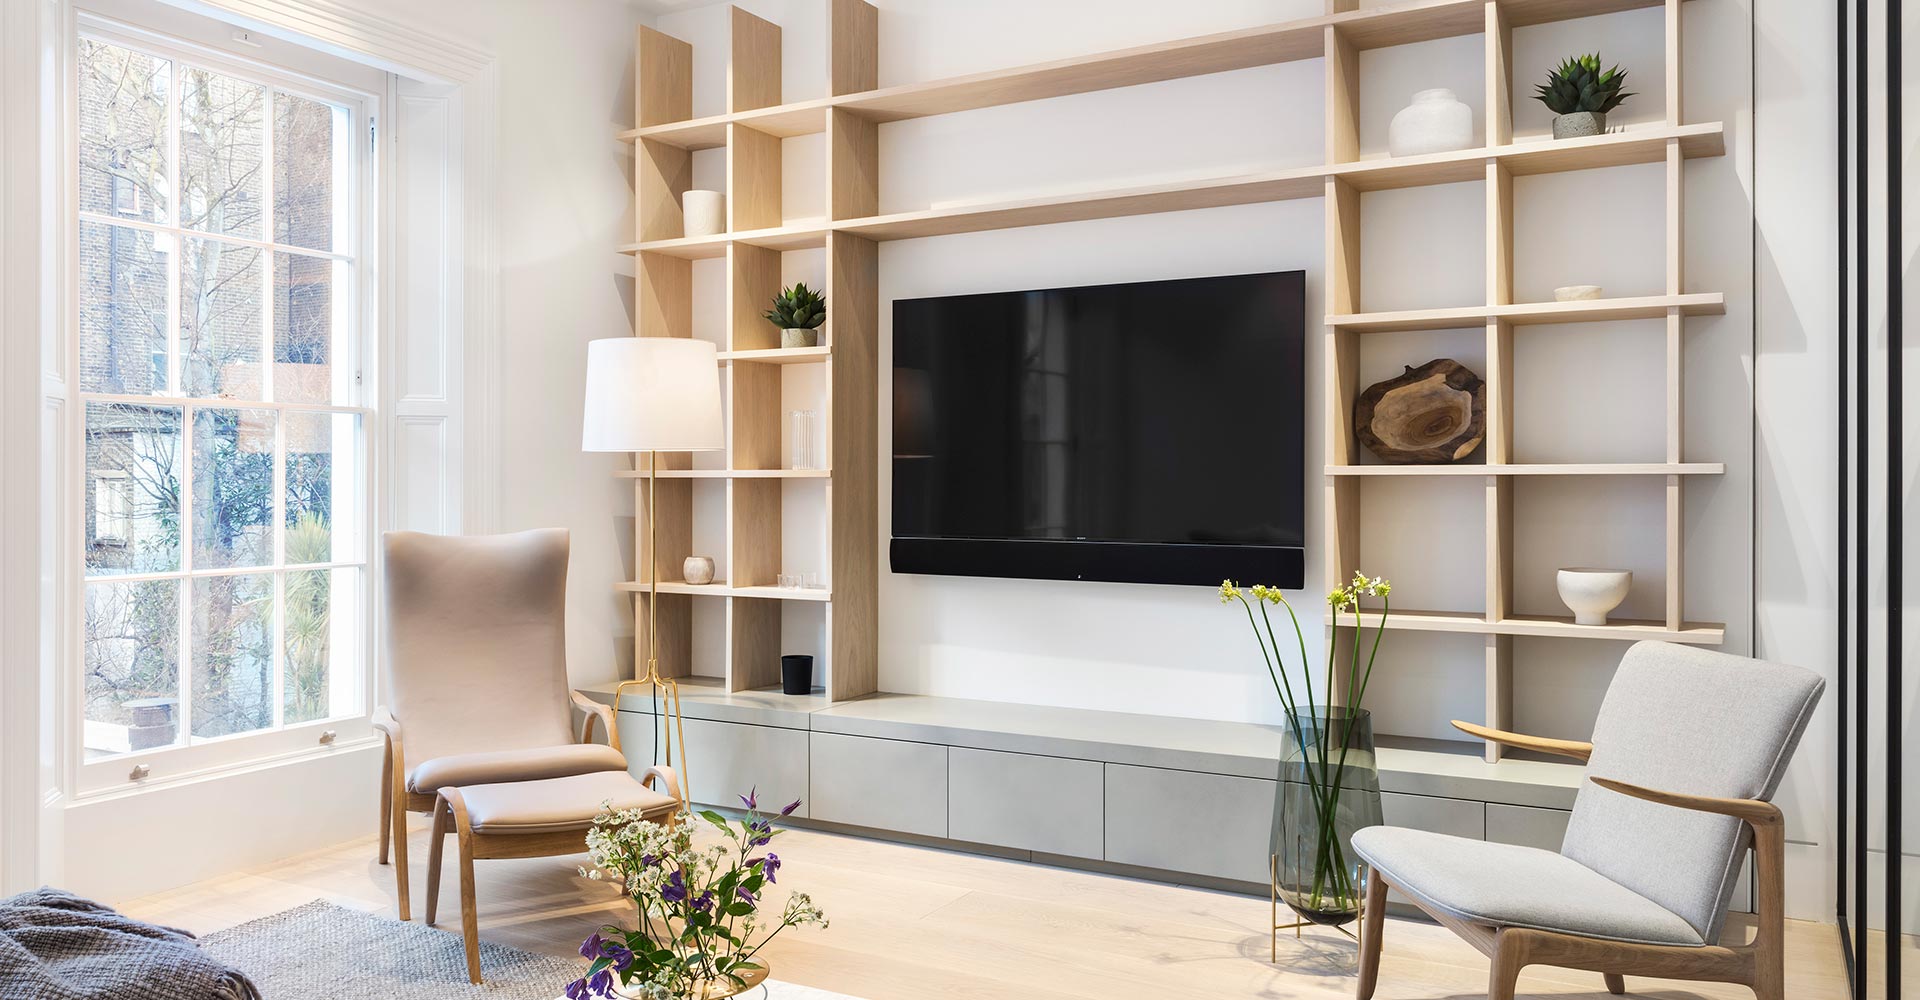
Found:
1534,53 -> 1635,139
764,283 -> 826,349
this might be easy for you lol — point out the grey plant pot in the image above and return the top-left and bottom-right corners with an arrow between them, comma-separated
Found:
781,328 -> 819,349
1552,111 -> 1608,139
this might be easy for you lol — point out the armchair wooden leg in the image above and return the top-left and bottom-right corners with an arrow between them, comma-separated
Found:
1355,868 -> 1388,999
378,742 -> 392,866
390,794 -> 411,921
442,787 -> 483,985
425,798 -> 450,926
1488,929 -> 1529,1000
1604,972 -> 1626,994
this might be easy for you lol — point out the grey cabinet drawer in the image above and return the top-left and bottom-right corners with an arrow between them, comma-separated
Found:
809,732 -> 947,838
948,747 -> 1102,860
1381,791 -> 1484,839
1485,803 -> 1569,852
1104,763 -> 1274,884
618,715 -> 809,817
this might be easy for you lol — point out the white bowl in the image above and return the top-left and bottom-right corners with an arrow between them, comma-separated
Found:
1554,284 -> 1603,302
1556,568 -> 1632,626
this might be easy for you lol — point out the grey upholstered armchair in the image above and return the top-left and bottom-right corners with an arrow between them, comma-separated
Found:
375,529 -> 669,921
1352,641 -> 1823,1000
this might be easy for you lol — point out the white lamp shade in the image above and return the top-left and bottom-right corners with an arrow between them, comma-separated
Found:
581,338 -> 724,452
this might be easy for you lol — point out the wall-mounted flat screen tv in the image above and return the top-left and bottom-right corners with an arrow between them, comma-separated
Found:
891,270 -> 1305,588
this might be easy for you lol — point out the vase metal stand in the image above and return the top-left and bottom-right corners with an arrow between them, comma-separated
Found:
1270,854 -> 1363,960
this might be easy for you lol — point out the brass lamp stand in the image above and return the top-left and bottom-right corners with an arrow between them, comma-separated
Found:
611,449 -> 689,805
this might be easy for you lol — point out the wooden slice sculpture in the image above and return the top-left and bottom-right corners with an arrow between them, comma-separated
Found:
1354,358 -> 1486,464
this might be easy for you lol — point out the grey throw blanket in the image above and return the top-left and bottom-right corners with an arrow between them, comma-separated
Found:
0,888 -> 260,1000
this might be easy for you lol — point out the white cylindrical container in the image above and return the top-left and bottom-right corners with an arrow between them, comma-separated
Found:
682,189 -> 726,237
1386,88 -> 1474,158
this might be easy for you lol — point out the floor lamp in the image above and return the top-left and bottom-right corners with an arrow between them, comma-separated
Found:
582,337 -> 724,806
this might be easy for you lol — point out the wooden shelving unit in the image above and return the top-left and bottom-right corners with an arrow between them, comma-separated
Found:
1320,0 -> 1721,762
620,0 -> 1725,747
625,0 -> 879,701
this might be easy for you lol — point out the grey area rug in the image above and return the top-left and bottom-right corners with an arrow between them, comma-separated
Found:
201,900 -> 588,999
199,900 -> 859,1000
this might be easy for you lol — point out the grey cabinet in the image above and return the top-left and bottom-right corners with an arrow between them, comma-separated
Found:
808,732 -> 948,838
1485,803 -> 1570,852
948,747 -> 1102,860
1103,763 -> 1275,884
618,714 -> 809,816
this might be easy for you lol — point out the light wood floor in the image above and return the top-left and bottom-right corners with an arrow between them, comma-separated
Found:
120,821 -> 1892,1000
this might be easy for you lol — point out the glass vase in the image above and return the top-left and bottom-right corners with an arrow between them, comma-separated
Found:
1271,706 -> 1383,927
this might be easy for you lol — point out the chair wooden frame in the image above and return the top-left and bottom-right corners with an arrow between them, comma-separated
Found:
374,691 -> 632,922
1356,722 -> 1787,1000
427,764 -> 682,984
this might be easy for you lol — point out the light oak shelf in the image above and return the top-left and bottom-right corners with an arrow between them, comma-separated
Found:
622,126 -> 1723,252
720,346 -> 831,365
615,468 -> 832,479
1324,462 -> 1725,476
619,0 -> 1689,134
617,580 -> 833,602
617,222 -> 829,259
1345,608 -> 1724,646
1327,292 -> 1725,332
624,2 -> 879,702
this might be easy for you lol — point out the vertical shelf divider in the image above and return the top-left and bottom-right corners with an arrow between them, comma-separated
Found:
1664,0 -> 1687,633
1322,11 -> 1362,711
828,0 -> 879,97
1479,2 -> 1518,760
728,7 -> 783,114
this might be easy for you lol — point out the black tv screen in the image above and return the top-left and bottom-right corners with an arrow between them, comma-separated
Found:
891,270 -> 1305,588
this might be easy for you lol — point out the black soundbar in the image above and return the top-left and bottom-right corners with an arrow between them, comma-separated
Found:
889,537 -> 1304,589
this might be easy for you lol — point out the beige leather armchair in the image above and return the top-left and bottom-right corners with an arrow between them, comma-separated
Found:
377,528 -> 675,920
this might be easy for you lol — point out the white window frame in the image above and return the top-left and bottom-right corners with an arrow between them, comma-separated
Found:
68,4 -> 386,795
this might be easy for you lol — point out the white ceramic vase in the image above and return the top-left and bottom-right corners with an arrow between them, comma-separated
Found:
1387,88 -> 1474,158
1556,568 -> 1632,625
682,555 -> 716,586
682,189 -> 726,237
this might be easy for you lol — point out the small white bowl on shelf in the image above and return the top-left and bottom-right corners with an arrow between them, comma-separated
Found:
1556,568 -> 1632,625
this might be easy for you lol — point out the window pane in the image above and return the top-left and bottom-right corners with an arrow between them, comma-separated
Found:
78,40 -> 169,225
273,252 -> 344,403
284,410 -> 360,563
85,402 -> 182,576
283,568 -> 330,724
78,221 -> 171,395
178,67 -> 264,238
189,572 -> 275,738
179,238 -> 263,398
83,578 -> 181,758
274,93 -> 346,253
193,408 -> 276,569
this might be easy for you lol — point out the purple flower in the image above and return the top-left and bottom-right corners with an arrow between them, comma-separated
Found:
746,820 -> 773,848
759,852 -> 782,884
691,889 -> 715,914
604,941 -> 634,972
736,885 -> 756,905
578,932 -> 604,960
565,977 -> 591,1000
640,853 -> 656,868
780,799 -> 801,817
662,869 -> 689,905
739,787 -> 759,810
588,968 -> 614,997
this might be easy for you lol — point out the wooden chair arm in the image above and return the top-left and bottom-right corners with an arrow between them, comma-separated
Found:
641,764 -> 684,810
372,709 -> 403,741
1451,720 -> 1593,762
1589,777 -> 1783,827
569,690 -> 617,748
